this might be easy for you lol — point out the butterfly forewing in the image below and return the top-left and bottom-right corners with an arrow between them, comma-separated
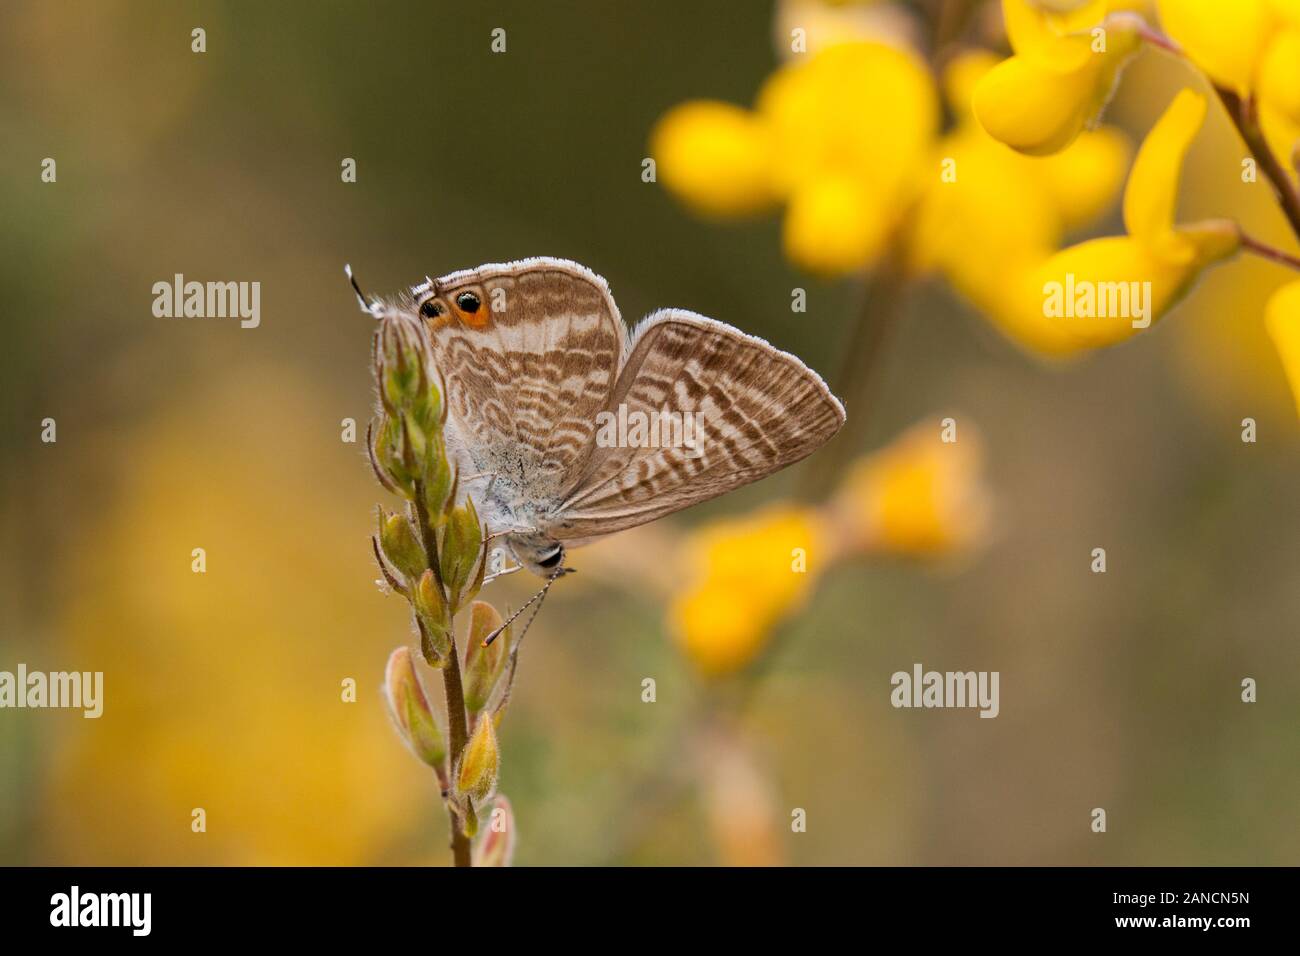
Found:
547,310 -> 845,543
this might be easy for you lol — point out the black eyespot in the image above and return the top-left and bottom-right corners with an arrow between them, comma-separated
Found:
419,299 -> 443,319
537,547 -> 563,569
455,291 -> 481,314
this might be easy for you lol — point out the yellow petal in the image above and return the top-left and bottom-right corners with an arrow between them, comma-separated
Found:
1034,126 -> 1132,230
758,41 -> 938,196
941,48 -> 1003,119
830,420 -> 991,557
649,101 -> 777,218
1156,0 -> 1273,91
671,505 -> 827,678
972,25 -> 1137,155
1123,88 -> 1206,256
1259,29 -> 1300,125
1271,0 -> 1300,27
1031,228 -> 1238,349
1265,280 -> 1300,417
783,174 -> 890,275
1004,0 -> 1111,70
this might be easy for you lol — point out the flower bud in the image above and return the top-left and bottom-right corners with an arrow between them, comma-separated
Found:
413,569 -> 451,664
463,601 -> 510,713
384,646 -> 446,769
472,794 -> 516,867
439,497 -> 484,612
456,713 -> 500,805
374,313 -> 431,414
370,416 -> 415,497
378,511 -> 426,582
421,446 -> 455,521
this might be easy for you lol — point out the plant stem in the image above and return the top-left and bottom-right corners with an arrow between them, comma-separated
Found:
1126,13 -> 1300,243
1239,229 -> 1300,272
801,250 -> 908,497
1215,87 -> 1300,243
414,480 -> 472,868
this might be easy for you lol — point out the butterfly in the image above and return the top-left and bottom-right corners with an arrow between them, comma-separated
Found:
364,257 -> 845,607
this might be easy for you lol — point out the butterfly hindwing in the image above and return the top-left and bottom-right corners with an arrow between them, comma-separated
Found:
546,310 -> 846,543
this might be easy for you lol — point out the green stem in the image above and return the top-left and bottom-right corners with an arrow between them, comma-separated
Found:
414,480 -> 472,868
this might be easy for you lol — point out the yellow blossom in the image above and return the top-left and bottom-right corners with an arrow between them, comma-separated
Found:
1027,88 -> 1240,350
1265,280 -> 1300,417
648,102 -> 777,218
671,505 -> 829,678
1156,0 -> 1273,92
1258,29 -> 1300,126
651,41 -> 938,275
973,0 -> 1138,155
829,420 -> 991,558
911,50 -> 1130,355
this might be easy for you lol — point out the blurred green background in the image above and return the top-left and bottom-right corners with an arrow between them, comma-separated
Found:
1,0 -> 1297,865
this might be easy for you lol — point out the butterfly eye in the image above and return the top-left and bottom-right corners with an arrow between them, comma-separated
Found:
455,291 -> 481,314
419,299 -> 444,320
537,547 -> 564,569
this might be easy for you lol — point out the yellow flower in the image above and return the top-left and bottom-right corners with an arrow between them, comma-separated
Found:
1026,88 -> 1239,350
43,373 -> 427,864
829,420 -> 991,558
671,505 -> 829,678
910,50 -> 1131,355
1265,280 -> 1300,417
973,0 -> 1138,155
648,102 -> 777,218
1258,28 -> 1300,126
651,41 -> 938,275
1156,0 -> 1273,92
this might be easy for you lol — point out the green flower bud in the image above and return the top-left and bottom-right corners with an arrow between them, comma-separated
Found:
463,602 -> 510,713
378,511 -> 426,582
370,416 -> 415,497
439,497 -> 483,613
374,313 -> 431,414
413,570 -> 451,664
384,646 -> 446,769
456,713 -> 500,806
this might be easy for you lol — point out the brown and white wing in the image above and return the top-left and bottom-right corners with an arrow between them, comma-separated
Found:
420,257 -> 623,493
546,309 -> 846,543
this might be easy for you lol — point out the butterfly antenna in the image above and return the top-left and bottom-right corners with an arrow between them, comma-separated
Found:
482,568 -> 569,647
344,263 -> 382,318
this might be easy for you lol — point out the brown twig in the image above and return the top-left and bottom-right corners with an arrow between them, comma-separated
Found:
414,479 -> 472,868
1239,229 -> 1300,272
1215,87 -> 1300,242
1121,13 -> 1300,243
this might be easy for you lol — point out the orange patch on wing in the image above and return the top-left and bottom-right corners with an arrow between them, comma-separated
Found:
451,288 -> 491,329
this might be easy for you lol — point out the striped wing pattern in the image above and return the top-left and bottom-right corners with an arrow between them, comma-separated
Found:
425,260 -> 623,502
418,258 -> 845,545
548,310 -> 846,543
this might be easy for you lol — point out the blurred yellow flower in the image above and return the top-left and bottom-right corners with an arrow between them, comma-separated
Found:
1265,280 -> 1300,417
43,373 -> 428,865
1026,88 -> 1240,350
1259,31 -> 1300,126
671,505 -> 830,678
829,420 -> 991,557
973,0 -> 1138,155
911,50 -> 1131,354
649,102 -> 777,218
651,41 -> 938,275
1156,0 -> 1273,92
